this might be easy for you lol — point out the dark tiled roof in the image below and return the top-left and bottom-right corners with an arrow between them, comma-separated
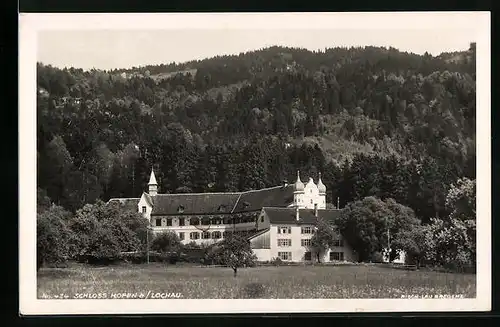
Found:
143,192 -> 153,206
151,193 -> 241,216
107,198 -> 140,212
247,227 -> 270,240
232,185 -> 295,213
148,184 -> 294,216
263,207 -> 341,225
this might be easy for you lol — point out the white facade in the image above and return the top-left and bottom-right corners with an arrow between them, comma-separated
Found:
292,171 -> 326,210
131,169 -> 360,262
249,224 -> 357,263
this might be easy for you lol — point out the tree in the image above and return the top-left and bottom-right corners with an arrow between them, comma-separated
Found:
445,177 -> 476,221
392,224 -> 430,268
38,135 -> 74,204
69,200 -> 144,264
151,231 -> 183,253
37,187 -> 52,214
423,217 -> 474,270
309,217 -> 337,263
216,234 -> 256,277
335,196 -> 420,262
37,204 -> 73,270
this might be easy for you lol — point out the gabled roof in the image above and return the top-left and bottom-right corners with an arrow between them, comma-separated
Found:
148,184 -> 294,216
232,185 -> 294,213
262,207 -> 341,225
142,192 -> 153,206
247,227 -> 270,240
107,198 -> 140,212
150,193 -> 241,216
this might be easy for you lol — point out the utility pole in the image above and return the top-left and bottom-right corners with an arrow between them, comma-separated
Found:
146,225 -> 150,264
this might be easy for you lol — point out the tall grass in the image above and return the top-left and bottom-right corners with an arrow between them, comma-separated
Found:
37,263 -> 476,299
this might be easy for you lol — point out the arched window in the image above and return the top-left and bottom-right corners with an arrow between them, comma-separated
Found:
212,231 -> 222,239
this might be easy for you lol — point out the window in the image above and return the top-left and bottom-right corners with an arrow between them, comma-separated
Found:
260,216 -> 264,223
277,226 -> 291,234
155,219 -> 162,227
278,252 -> 292,261
310,199 -> 313,204
166,218 -> 172,226
177,205 -> 184,213
304,252 -> 312,261
142,206 -> 146,213
178,218 -> 185,226
190,232 -> 199,240
202,231 -> 211,239
301,226 -> 312,234
212,231 -> 222,239
332,239 -> 344,247
330,252 -> 344,261
201,218 -> 210,226
278,239 -> 292,247
301,239 -> 311,247
190,218 -> 200,226
178,232 -> 185,241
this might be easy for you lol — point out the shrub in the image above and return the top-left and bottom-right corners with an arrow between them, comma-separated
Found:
37,204 -> 73,270
271,257 -> 283,266
151,231 -> 183,253
370,252 -> 384,263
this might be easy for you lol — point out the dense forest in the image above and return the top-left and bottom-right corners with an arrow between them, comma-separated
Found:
37,44 -> 476,226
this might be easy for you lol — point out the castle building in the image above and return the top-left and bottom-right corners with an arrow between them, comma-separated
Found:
108,169 -> 358,263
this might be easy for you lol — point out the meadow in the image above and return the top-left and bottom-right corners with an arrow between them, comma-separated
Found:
37,263 -> 476,299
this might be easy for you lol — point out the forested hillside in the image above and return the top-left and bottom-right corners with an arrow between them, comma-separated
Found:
37,44 -> 476,224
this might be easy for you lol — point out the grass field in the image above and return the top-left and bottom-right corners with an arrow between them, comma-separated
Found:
37,263 -> 476,299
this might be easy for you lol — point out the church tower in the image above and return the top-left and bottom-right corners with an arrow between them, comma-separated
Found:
148,169 -> 158,196
293,171 -> 305,208
317,172 -> 327,209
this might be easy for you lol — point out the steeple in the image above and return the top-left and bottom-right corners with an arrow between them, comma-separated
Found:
317,172 -> 326,195
148,169 -> 158,196
294,170 -> 304,192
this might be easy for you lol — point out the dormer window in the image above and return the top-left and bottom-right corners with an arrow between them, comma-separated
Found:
141,206 -> 146,213
218,205 -> 226,212
243,201 -> 250,209
177,205 -> 184,214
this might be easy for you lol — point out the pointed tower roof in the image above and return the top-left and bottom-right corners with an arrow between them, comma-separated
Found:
294,170 -> 304,192
317,172 -> 326,194
148,169 -> 158,185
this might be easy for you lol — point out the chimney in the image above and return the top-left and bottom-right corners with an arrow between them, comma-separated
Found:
296,206 -> 300,221
282,179 -> 288,187
314,203 -> 318,217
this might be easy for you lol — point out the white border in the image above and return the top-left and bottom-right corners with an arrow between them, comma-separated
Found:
19,12 -> 491,315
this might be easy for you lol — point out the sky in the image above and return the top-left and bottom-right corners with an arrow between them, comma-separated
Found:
36,25 -> 478,71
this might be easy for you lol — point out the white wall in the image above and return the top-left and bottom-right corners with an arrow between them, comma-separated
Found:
269,224 -> 315,262
252,249 -> 271,262
255,209 -> 270,231
151,223 -> 256,245
137,193 -> 153,220
268,224 -> 357,263
293,180 -> 326,210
